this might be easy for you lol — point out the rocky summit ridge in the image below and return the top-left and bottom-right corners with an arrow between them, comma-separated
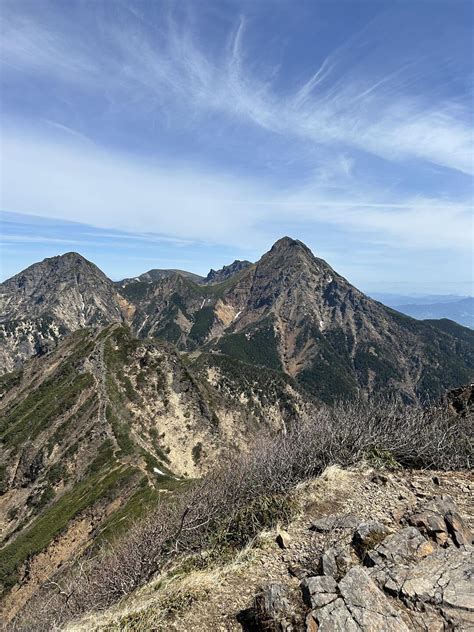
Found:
1,238 -> 473,403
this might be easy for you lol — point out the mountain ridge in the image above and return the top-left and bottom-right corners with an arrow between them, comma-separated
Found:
0,323 -> 313,620
1,239 -> 472,402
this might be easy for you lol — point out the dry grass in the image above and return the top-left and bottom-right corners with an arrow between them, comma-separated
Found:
11,398 -> 472,631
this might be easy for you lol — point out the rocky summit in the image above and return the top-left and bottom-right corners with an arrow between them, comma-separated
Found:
0,253 -> 132,373
2,238 -> 472,403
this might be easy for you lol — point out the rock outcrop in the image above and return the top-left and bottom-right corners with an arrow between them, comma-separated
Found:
247,493 -> 474,631
204,260 -> 252,285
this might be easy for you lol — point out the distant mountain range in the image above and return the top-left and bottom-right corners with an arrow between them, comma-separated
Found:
371,294 -> 473,329
1,237 -> 472,402
371,292 -> 470,306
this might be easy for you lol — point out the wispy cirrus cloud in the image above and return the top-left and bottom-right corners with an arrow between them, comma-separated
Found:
0,13 -> 96,83
1,5 -> 472,175
1,125 -> 471,253
0,1 -> 472,292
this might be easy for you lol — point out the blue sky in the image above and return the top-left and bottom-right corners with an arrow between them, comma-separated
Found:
0,0 -> 472,293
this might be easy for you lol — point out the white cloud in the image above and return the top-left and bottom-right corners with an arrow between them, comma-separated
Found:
0,14 -> 96,84
1,8 -> 471,175
0,4 -> 472,264
1,126 -> 471,253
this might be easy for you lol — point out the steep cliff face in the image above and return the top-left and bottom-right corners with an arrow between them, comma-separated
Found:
0,253 -> 132,373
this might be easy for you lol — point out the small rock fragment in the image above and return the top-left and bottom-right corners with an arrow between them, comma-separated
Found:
276,530 -> 291,549
310,515 -> 337,532
310,514 -> 359,532
444,510 -> 472,547
305,611 -> 318,632
288,563 -> 308,580
352,521 -> 391,556
319,548 -> 338,578
370,473 -> 388,485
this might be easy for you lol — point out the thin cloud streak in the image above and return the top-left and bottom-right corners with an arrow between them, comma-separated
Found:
1,127 -> 471,252
1,7 -> 471,175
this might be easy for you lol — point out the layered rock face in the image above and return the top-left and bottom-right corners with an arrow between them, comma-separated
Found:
0,253 -> 130,372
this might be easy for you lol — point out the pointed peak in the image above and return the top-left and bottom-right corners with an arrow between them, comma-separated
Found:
205,259 -> 252,284
43,252 -> 95,267
268,236 -> 313,257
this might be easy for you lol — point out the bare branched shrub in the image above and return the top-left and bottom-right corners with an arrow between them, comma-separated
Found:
12,399 -> 472,630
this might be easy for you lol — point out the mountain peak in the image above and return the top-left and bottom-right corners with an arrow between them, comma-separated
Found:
269,236 -> 312,256
205,259 -> 252,284
44,251 -> 90,264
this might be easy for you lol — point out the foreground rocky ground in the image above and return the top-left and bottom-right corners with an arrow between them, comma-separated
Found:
67,464 -> 473,631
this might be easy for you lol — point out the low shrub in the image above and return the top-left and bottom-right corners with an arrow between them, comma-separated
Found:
12,398 -> 472,630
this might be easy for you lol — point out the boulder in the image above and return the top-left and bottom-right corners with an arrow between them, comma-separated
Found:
318,545 -> 355,580
307,567 -> 409,632
311,598 -> 359,631
401,546 -> 474,612
365,527 -> 435,592
301,576 -> 338,609
407,495 -> 472,548
364,524 -> 474,629
338,567 -> 410,631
